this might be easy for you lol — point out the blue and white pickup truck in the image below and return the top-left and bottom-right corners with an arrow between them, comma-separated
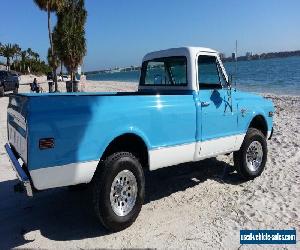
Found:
5,47 -> 274,231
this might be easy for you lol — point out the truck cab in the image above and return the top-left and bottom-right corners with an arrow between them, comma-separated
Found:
140,47 -> 272,163
5,47 -> 274,232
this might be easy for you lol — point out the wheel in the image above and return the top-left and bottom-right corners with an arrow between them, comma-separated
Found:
92,152 -> 145,231
233,128 -> 267,180
0,86 -> 4,97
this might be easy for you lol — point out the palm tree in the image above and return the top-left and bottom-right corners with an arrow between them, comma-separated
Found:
27,48 -> 35,73
0,42 -> 3,56
27,48 -> 34,58
12,44 -> 21,70
33,52 -> 40,61
47,47 -> 58,72
33,0 -> 64,91
20,50 -> 28,73
1,43 -> 15,70
55,0 -> 86,89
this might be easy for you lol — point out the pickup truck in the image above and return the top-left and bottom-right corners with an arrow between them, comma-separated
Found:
0,70 -> 19,96
5,47 -> 274,231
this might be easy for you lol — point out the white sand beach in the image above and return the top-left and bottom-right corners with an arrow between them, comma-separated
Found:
0,78 -> 299,249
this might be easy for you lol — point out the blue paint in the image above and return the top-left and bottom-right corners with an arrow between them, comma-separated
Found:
8,88 -> 273,171
196,89 -> 238,141
22,93 -> 196,170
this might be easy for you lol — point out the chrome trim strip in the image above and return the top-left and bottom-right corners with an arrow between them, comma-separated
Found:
4,143 -> 32,197
7,108 -> 26,123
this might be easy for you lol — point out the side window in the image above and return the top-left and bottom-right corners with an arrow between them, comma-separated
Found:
198,55 -> 222,89
142,57 -> 187,86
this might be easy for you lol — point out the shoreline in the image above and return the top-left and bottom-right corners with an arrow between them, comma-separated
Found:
19,76 -> 300,97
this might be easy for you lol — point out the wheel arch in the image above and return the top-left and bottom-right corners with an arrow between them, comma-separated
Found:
248,114 -> 268,137
99,132 -> 150,170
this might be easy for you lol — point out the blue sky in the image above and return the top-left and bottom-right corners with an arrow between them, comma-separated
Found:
0,0 -> 300,71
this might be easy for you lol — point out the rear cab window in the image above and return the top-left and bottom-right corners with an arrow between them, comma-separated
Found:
140,56 -> 188,86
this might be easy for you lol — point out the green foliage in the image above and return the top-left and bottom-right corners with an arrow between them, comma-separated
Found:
55,0 -> 87,79
0,43 -> 16,69
47,47 -> 58,69
33,0 -> 64,12
33,0 -> 65,90
0,42 -> 51,75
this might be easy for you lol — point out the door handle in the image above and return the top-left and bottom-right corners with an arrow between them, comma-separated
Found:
201,101 -> 211,107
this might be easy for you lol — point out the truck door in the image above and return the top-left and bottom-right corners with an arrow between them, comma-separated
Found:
195,54 -> 237,159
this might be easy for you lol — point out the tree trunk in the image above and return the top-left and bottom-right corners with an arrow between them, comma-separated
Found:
60,61 -> 63,76
47,2 -> 58,92
6,57 -> 10,71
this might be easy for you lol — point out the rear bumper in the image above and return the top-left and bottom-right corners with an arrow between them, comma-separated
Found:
4,143 -> 33,197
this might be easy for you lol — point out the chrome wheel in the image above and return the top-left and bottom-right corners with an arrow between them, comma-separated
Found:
110,170 -> 137,216
246,141 -> 263,172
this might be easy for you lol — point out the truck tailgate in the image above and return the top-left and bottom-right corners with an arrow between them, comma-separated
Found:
7,95 -> 28,163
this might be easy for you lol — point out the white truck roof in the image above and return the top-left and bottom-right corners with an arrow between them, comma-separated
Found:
139,46 -> 226,92
143,46 -> 218,62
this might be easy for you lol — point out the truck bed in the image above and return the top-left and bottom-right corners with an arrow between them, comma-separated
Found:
7,92 -> 197,189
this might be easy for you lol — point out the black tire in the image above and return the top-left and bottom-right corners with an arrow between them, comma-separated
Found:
0,86 -> 4,97
92,152 -> 145,231
233,128 -> 267,180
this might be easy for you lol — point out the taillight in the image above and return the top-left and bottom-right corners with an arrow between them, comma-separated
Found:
39,138 -> 54,150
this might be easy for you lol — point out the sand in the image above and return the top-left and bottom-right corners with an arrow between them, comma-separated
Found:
0,77 -> 299,249
18,75 -> 138,93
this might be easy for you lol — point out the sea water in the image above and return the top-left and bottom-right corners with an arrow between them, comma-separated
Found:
86,56 -> 300,95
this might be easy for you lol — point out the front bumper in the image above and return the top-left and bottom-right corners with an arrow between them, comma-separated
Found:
4,143 -> 33,197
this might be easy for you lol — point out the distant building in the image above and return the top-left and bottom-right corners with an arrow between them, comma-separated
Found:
246,52 -> 253,60
232,52 -> 236,60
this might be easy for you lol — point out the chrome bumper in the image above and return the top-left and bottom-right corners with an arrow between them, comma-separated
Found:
4,143 -> 33,197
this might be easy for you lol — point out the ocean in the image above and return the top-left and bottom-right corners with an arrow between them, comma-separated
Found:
86,56 -> 300,95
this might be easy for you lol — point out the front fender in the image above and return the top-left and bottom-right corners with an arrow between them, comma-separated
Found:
237,100 -> 273,136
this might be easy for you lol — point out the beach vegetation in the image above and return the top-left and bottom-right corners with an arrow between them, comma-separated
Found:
0,42 -> 51,75
33,0 -> 65,90
54,0 -> 87,82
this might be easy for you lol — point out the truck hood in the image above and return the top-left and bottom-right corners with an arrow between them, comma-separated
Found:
234,90 -> 274,110
234,90 -> 265,101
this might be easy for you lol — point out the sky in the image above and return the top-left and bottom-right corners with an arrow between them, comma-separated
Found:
0,0 -> 300,71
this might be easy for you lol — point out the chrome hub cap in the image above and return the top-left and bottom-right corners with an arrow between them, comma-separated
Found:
110,170 -> 137,216
246,141 -> 263,172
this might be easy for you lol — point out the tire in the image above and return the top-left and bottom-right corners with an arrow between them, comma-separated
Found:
0,86 -> 4,97
233,128 -> 267,180
92,152 -> 145,231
